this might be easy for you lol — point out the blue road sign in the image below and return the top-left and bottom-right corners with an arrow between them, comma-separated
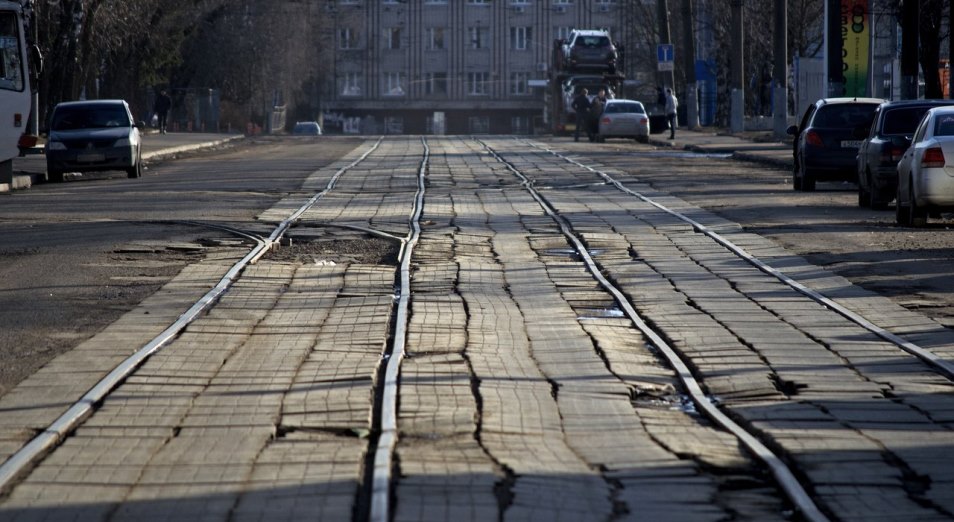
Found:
657,44 -> 674,72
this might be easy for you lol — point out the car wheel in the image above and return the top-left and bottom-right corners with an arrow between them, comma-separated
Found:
127,161 -> 141,179
636,135 -> 649,144
857,181 -> 870,207
869,187 -> 889,210
796,158 -> 815,192
792,161 -> 802,191
127,150 -> 142,179
909,182 -> 927,227
895,183 -> 910,226
47,169 -> 63,183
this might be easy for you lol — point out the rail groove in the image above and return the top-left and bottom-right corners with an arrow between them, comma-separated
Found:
368,137 -> 429,522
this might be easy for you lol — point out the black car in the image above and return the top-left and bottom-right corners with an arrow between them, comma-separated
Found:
787,97 -> 884,191
45,100 -> 144,182
856,99 -> 954,209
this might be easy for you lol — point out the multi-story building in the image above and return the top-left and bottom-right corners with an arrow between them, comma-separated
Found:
316,0 -> 623,134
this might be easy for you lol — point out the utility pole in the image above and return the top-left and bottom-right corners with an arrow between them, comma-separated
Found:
773,0 -> 787,137
682,0 -> 698,129
900,0 -> 918,100
730,0 -> 743,132
656,0 -> 675,90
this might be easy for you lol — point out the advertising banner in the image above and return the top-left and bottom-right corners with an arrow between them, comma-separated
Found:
841,0 -> 870,97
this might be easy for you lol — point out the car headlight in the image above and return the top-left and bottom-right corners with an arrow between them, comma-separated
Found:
115,137 -> 131,147
46,141 -> 66,151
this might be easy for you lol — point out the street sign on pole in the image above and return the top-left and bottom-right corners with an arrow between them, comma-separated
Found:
657,44 -> 675,72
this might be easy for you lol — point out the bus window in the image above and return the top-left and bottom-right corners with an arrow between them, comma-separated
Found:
0,12 -> 22,91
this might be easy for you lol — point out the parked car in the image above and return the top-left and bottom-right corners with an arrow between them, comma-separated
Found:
292,121 -> 321,136
787,97 -> 884,191
895,106 -> 954,227
856,99 -> 954,209
596,99 -> 649,143
45,100 -> 143,182
561,29 -> 618,74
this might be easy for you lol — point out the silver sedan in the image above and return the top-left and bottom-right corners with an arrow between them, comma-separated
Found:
597,99 -> 650,143
896,106 -> 954,227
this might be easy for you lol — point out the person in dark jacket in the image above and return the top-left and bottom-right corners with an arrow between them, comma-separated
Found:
571,87 -> 591,142
153,90 -> 172,134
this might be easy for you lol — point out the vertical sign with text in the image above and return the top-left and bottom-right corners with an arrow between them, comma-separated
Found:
841,0 -> 870,97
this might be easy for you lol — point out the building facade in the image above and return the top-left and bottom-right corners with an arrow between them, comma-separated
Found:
316,0 -> 623,134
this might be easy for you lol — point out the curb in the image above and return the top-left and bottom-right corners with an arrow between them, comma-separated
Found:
0,135 -> 245,193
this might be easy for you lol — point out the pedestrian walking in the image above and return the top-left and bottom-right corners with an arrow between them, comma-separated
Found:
590,88 -> 608,141
153,89 -> 172,134
571,87 -> 591,142
664,87 -> 678,140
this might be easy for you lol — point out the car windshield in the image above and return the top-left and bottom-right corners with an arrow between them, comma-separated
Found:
574,36 -> 610,48
882,106 -> 935,135
52,105 -> 130,131
605,102 -> 644,114
813,103 -> 878,129
933,114 -> 954,136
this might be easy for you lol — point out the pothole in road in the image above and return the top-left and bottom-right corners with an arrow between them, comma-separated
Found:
264,237 -> 400,265
577,307 -> 626,320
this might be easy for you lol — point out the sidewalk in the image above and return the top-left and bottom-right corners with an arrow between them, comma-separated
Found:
648,128 -> 793,171
1,132 -> 244,192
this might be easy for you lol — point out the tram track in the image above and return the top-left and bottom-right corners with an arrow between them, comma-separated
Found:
521,138 -> 954,382
3,136 -> 952,520
477,137 -> 829,522
0,138 -> 385,495
478,136 -> 954,521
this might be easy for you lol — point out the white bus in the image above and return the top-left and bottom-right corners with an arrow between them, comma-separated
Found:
0,0 -> 31,182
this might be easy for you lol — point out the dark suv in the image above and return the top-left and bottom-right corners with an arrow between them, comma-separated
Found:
561,30 -> 618,74
856,99 -> 954,208
787,97 -> 884,191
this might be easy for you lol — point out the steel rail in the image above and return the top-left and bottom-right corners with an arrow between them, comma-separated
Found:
0,138 -> 384,494
369,137 -> 429,522
478,138 -> 830,522
524,139 -> 954,382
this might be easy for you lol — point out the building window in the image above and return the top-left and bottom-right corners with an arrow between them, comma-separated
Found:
554,26 -> 572,41
424,72 -> 448,95
384,27 -> 401,49
426,28 -> 445,50
384,72 -> 406,96
338,28 -> 360,49
468,116 -> 490,134
425,0 -> 447,4
553,0 -> 571,4
341,72 -> 363,96
468,0 -> 491,4
467,72 -> 490,95
510,72 -> 530,95
468,27 -> 490,49
510,27 -> 532,50
511,116 -> 530,134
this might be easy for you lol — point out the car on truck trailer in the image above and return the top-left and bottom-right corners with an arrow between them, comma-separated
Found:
548,29 -> 624,136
